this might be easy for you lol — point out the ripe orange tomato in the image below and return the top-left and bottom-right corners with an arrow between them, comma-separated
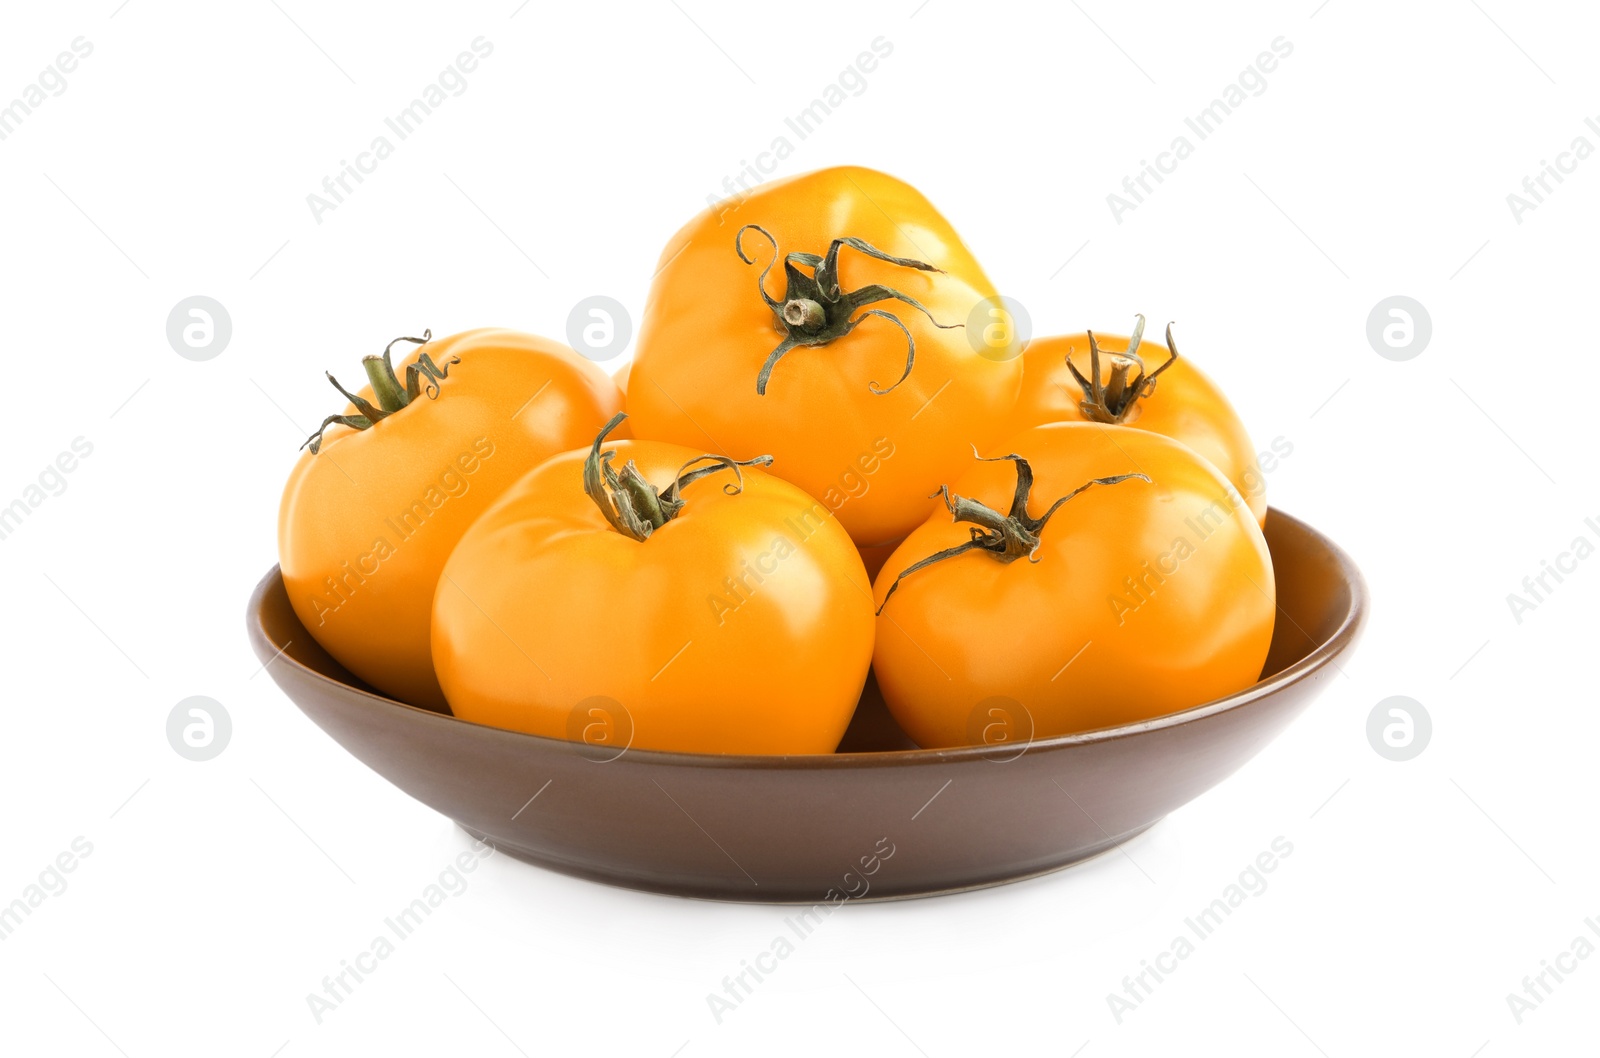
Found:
1000,318 -> 1267,525
872,423 -> 1274,749
627,166 -> 1021,548
278,328 -> 625,710
432,415 -> 875,754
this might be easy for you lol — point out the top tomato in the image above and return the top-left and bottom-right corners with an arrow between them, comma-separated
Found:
626,166 -> 1021,547
999,317 -> 1267,525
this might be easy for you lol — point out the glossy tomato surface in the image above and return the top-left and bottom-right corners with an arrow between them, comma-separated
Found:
627,166 -> 1021,547
278,329 -> 625,710
432,439 -> 875,754
872,423 -> 1275,748
1001,331 -> 1268,525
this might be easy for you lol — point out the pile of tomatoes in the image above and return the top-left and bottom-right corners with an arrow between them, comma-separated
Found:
277,166 -> 1275,756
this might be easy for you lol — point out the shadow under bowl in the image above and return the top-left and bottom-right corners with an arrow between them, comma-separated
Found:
246,508 -> 1365,902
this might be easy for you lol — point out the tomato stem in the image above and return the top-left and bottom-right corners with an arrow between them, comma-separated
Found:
783,298 -> 826,332
363,355 -> 409,413
582,413 -> 774,541
1067,315 -> 1182,424
300,330 -> 457,454
875,455 -> 1148,614
734,225 -> 963,396
616,461 -> 669,530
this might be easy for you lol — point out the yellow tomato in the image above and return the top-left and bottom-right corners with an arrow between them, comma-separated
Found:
1000,319 -> 1267,525
873,423 -> 1275,748
278,328 -> 624,710
627,166 -> 1021,548
433,416 -> 875,754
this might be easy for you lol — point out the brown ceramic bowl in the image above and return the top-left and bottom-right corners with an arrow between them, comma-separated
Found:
246,508 -> 1364,902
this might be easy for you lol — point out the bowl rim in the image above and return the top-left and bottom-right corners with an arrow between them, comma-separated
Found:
249,507 -> 1366,772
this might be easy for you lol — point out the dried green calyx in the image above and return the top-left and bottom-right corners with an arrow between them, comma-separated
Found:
876,453 -> 1148,613
1068,315 -> 1181,424
735,225 -> 962,396
302,329 -> 459,453
583,412 -> 773,542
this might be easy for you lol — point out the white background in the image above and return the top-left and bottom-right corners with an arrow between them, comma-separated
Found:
1,1 -> 1595,1054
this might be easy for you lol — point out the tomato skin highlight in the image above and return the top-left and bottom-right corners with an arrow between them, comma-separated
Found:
627,165 -> 1022,547
871,423 -> 1275,749
1000,331 -> 1268,525
277,329 -> 625,710
432,440 -> 876,755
